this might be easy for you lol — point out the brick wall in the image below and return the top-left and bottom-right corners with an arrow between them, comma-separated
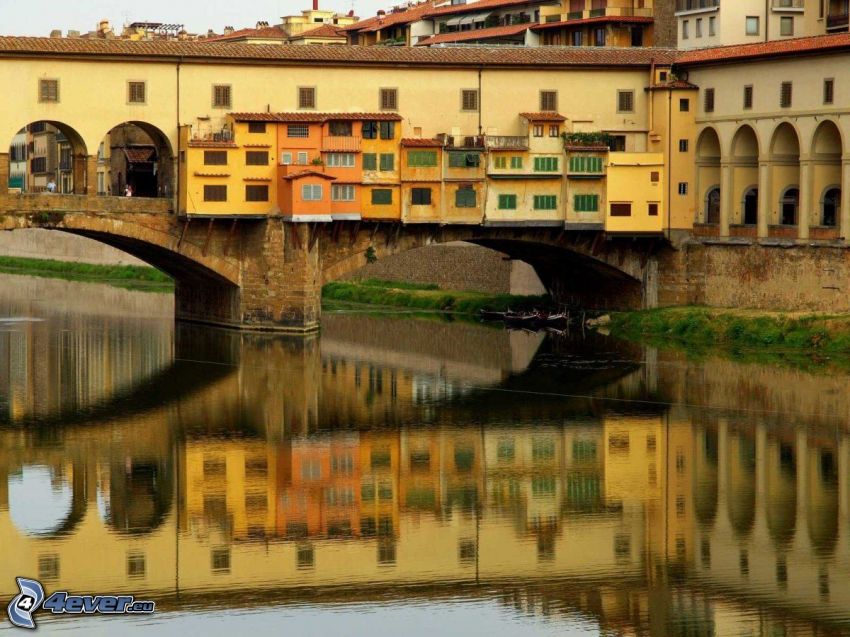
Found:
653,0 -> 678,48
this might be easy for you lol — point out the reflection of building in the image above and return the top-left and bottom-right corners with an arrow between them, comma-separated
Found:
8,131 -> 27,191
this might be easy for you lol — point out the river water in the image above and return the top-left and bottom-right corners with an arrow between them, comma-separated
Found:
0,273 -> 849,636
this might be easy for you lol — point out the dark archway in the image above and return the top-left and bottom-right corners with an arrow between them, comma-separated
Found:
8,120 -> 88,194
780,187 -> 800,226
731,126 -> 760,226
742,187 -> 759,226
104,456 -> 173,535
822,186 -> 841,227
705,186 -> 720,225
696,128 -> 721,225
99,121 -> 174,198
770,123 -> 801,228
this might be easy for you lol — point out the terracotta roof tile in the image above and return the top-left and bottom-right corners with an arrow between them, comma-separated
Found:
231,112 -> 403,122
188,140 -> 238,148
416,23 -> 530,46
520,112 -> 566,122
531,15 -> 654,30
0,36 -> 677,67
282,169 -> 337,180
124,147 -> 156,162
424,0 -> 555,19
678,33 -> 850,66
204,25 -> 288,42
294,24 -> 347,39
401,138 -> 444,147
345,1 -> 440,33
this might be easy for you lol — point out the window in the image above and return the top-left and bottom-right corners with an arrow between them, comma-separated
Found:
682,20 -> 689,40
128,81 -> 146,104
679,139 -> 689,152
248,122 -> 266,134
709,16 -> 716,36
380,87 -> 398,110
379,121 -> 396,140
540,90 -> 558,112
498,194 -> 517,209
461,89 -> 479,111
448,152 -> 481,168
211,548 -> 231,573
780,81 -> 792,108
678,182 -> 689,195
39,79 -> 59,102
204,150 -> 227,165
533,195 -> 557,210
534,156 -> 559,172
362,121 -> 378,139
569,156 -> 603,173
246,151 -> 268,166
510,156 -> 523,169
704,88 -> 714,113
212,84 -> 231,109
288,124 -> 309,138
571,31 -> 582,46
617,90 -> 634,113
379,153 -> 395,171
648,202 -> 659,216
297,151 -> 308,165
301,184 -> 323,201
679,98 -> 690,112
745,16 -> 759,36
610,202 -> 632,216
408,150 -> 437,167
204,185 -> 227,202
743,85 -> 753,109
298,86 -> 316,109
281,152 -> 293,165
549,125 -> 560,137
326,153 -> 355,167
593,27 -> 605,46
328,121 -> 352,136
455,185 -> 476,208
245,184 -> 268,202
127,553 -> 146,578
533,124 -> 544,137
494,156 -> 507,169
696,18 -> 703,38
780,16 -> 794,36
411,187 -> 432,205
332,184 -> 355,201
824,78 -> 835,105
574,194 -> 599,212
371,188 -> 392,205
363,153 -> 377,170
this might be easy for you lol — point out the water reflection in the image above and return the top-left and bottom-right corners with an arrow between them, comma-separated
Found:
0,274 -> 849,635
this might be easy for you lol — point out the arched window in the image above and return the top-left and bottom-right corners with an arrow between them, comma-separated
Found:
705,187 -> 720,224
743,187 -> 758,226
822,187 -> 840,227
780,187 -> 799,226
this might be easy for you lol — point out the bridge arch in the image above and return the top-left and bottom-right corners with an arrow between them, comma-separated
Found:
7,462 -> 87,538
696,127 -> 721,224
7,119 -> 88,194
730,125 -> 760,226
811,121 -> 843,230
769,123 -> 801,227
98,120 -> 175,198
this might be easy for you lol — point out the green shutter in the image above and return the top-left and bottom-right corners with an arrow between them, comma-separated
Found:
534,195 -> 557,210
456,187 -> 476,208
371,188 -> 392,205
574,194 -> 599,212
449,152 -> 465,168
363,153 -> 377,170
408,150 -> 437,167
498,194 -> 517,210
380,153 -> 395,171
511,156 -> 523,169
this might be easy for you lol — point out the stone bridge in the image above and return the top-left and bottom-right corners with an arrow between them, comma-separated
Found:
0,192 -> 676,331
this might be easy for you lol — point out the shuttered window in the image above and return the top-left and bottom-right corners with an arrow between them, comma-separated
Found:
498,194 -> 517,210
743,85 -> 753,109
371,189 -> 392,205
704,88 -> 715,113
245,151 -> 269,166
494,156 -> 507,169
363,153 -> 377,170
534,157 -> 559,172
568,156 -> 603,173
824,78 -> 835,105
298,87 -> 316,109
408,150 -> 437,167
540,90 -> 558,112
362,121 -> 378,139
245,185 -> 269,202
326,153 -> 355,167
574,194 -> 599,212
204,151 -> 228,166
379,121 -> 395,140
449,152 -> 480,168
212,85 -> 231,108
455,186 -> 476,208
780,81 -> 792,108
204,185 -> 227,202
379,153 -> 395,171
510,156 -> 523,169
287,124 -> 309,138
128,81 -> 146,104
39,79 -> 59,103
248,122 -> 266,133
461,89 -> 479,111
411,188 -> 431,205
332,184 -> 355,201
617,90 -> 634,113
380,88 -> 398,111
533,195 -> 557,210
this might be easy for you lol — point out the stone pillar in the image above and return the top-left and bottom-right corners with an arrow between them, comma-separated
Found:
719,161 -> 733,237
841,158 -> 850,243
798,159 -> 812,240
72,154 -> 86,194
758,160 -> 771,239
86,155 -> 98,195
0,152 -> 9,191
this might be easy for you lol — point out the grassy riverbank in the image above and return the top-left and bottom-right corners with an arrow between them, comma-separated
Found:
610,307 -> 850,355
0,256 -> 173,291
322,279 -> 549,314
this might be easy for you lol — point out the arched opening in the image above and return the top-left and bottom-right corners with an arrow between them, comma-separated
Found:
727,434 -> 756,539
821,186 -> 841,228
770,123 -> 801,229
742,187 -> 759,225
8,121 -> 88,194
694,428 -> 719,530
780,187 -> 800,226
705,186 -> 720,225
811,121 -> 843,232
8,463 -> 86,537
731,126 -> 760,226
98,122 -> 174,198
807,447 -> 839,558
103,456 -> 173,535
696,128 -> 721,224
766,440 -> 797,551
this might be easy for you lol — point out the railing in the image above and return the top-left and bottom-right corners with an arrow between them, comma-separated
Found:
443,135 -> 485,149
0,192 -> 173,215
321,136 -> 362,152
485,136 -> 527,150
827,12 -> 850,29
675,0 -> 720,13
771,0 -> 804,9
564,7 -> 654,20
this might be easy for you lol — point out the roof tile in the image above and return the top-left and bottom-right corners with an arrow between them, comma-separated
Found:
231,112 -> 403,122
678,33 -> 850,66
520,112 -> 566,122
416,23 -> 530,46
423,0 -> 554,19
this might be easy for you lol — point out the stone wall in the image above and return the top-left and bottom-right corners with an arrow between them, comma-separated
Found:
343,242 -> 546,296
652,0 -> 678,49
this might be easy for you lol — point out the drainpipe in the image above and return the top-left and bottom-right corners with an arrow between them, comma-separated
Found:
176,57 -> 182,214
765,0 -> 770,42
477,66 -> 483,136
649,58 -> 656,137
667,88 -> 672,240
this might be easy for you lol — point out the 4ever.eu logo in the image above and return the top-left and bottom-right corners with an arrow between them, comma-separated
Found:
7,577 -> 155,630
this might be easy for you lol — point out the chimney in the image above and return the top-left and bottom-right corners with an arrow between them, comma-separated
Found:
313,0 -> 319,9
223,25 -> 234,35
50,29 -> 62,38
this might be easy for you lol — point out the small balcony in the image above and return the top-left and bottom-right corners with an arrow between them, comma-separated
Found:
675,0 -> 719,15
322,136 -> 362,153
442,134 -> 485,150
771,0 -> 804,10
486,136 -> 527,150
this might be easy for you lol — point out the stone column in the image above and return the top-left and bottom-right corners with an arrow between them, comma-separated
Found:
798,159 -> 812,240
0,152 -> 9,191
758,160 -> 771,239
841,158 -> 850,243
72,154 -> 87,194
86,155 -> 98,196
719,161 -> 733,237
